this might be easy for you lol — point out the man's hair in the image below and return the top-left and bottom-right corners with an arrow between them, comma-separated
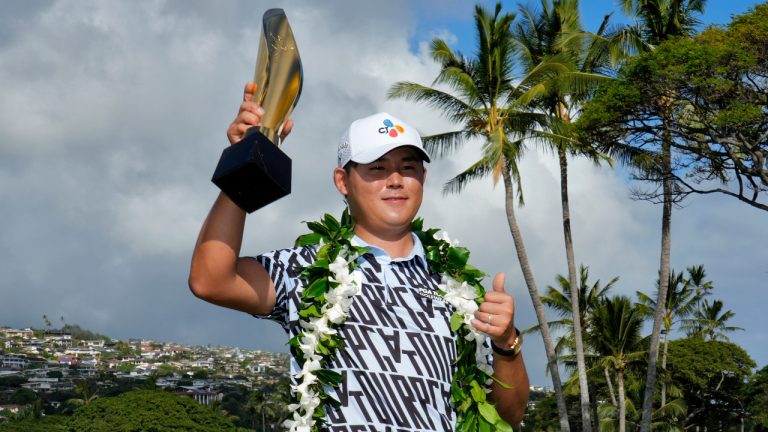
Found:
343,162 -> 358,174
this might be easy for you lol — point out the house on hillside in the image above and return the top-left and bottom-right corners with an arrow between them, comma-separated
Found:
44,330 -> 72,347
177,387 -> 222,405
82,339 -> 105,348
64,347 -> 101,358
1,354 -> 30,369
21,377 -> 61,392
1,328 -> 34,339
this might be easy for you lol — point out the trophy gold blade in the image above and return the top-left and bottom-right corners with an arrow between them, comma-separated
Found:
249,8 -> 303,146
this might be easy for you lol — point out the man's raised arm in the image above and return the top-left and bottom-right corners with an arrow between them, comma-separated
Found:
188,82 -> 293,316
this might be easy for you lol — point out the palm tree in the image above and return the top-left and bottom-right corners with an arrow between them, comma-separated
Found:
67,379 -> 99,407
616,2 -> 709,430
685,264 -> 713,324
511,2 -> 635,428
388,3 -> 574,429
636,268 -> 698,406
533,264 -> 618,428
210,399 -> 240,424
247,381 -> 290,431
246,391 -> 268,431
620,0 -> 707,47
598,378 -> 686,431
681,299 -> 744,341
528,265 -> 617,356
590,296 -> 646,432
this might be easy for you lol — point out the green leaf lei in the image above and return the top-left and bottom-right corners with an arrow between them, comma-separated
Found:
284,209 -> 513,432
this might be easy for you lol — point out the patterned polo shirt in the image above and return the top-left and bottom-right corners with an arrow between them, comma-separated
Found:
254,233 -> 459,431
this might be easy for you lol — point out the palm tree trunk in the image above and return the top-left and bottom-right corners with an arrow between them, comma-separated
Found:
640,131 -> 674,432
590,382 -> 600,431
558,147 -> 592,432
618,368 -> 626,432
502,164 -> 571,432
661,329 -> 669,406
604,366 -> 617,407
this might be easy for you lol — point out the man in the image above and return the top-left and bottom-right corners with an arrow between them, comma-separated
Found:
189,82 -> 529,430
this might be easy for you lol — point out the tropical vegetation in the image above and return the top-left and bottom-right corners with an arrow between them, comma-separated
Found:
389,0 -> 766,430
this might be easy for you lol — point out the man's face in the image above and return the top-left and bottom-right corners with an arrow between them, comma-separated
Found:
335,146 -> 427,236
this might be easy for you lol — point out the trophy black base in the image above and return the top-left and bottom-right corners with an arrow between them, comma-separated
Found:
212,132 -> 291,213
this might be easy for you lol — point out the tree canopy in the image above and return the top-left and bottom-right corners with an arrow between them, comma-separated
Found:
66,390 -> 239,432
0,416 -> 68,432
744,365 -> 768,430
577,3 -> 768,211
666,338 -> 755,428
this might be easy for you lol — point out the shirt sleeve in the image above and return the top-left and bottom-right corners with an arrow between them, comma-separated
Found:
251,245 -> 316,331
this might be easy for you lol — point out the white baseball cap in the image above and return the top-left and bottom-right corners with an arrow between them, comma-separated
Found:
337,112 -> 431,168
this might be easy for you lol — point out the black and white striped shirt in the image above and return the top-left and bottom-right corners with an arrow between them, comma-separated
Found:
255,234 -> 462,431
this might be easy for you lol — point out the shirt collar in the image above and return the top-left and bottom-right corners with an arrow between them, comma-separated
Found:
351,232 -> 426,265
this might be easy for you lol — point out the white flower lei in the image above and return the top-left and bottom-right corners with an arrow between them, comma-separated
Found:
284,250 -> 363,432
286,212 -> 512,432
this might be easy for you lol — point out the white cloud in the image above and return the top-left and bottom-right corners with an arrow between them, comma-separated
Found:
429,28 -> 459,46
111,185 -> 208,255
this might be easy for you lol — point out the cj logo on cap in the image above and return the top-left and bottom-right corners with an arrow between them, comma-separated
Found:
378,119 -> 405,137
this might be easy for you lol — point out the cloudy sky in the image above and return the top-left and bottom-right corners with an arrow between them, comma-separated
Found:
1,0 -> 765,387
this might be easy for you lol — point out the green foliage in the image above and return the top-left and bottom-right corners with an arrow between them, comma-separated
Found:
528,264 -> 618,358
66,390 -> 238,431
635,266 -> 703,335
114,340 -> 138,357
578,3 -> 768,210
519,392 -> 560,431
666,338 -> 755,428
586,296 -> 647,430
595,371 -> 687,431
619,0 -> 706,46
0,376 -> 27,388
191,369 -> 209,380
61,324 -> 107,341
680,299 -> 743,341
590,296 -> 645,368
0,415 -> 68,432
154,363 -> 177,377
389,1 -> 558,199
243,379 -> 290,431
744,365 -> 768,430
290,209 -> 368,430
9,388 -> 38,405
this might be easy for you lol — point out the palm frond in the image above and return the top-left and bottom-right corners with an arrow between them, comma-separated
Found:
430,38 -> 460,66
442,158 -> 492,196
421,130 -> 476,159
387,82 -> 478,123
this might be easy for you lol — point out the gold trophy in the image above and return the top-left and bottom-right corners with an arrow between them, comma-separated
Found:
212,8 -> 303,213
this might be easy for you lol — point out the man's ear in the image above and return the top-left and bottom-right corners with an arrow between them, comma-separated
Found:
333,167 -> 348,196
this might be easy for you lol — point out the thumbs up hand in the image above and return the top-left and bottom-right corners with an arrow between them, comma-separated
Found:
471,273 -> 517,348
